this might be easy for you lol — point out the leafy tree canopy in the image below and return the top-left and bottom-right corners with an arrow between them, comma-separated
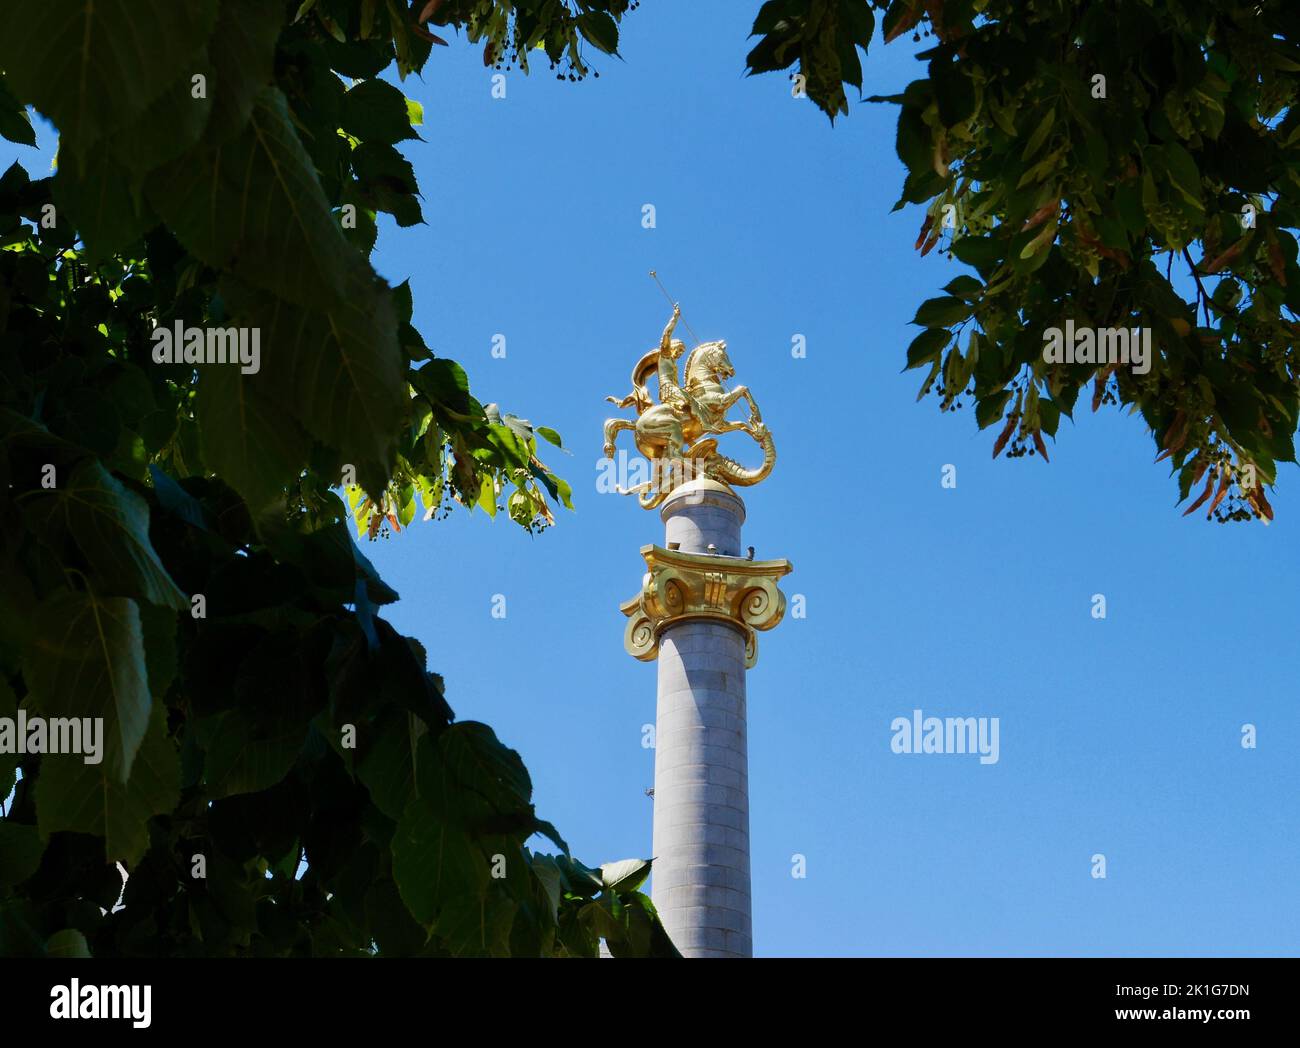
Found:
747,0 -> 1300,523
0,0 -> 674,957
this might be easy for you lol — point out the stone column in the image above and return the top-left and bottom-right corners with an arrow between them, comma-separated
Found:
620,479 -> 791,958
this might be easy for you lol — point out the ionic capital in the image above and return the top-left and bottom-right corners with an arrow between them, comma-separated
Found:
619,544 -> 792,668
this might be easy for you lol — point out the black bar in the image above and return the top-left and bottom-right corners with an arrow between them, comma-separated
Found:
0,957 -> 1290,1036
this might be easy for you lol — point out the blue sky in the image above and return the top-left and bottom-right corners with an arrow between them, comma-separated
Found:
8,2 -> 1299,956
371,3 -> 1299,956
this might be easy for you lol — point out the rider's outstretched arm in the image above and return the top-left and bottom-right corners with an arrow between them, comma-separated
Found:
660,304 -> 681,351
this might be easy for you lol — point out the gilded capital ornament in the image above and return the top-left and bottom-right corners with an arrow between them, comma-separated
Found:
619,545 -> 793,668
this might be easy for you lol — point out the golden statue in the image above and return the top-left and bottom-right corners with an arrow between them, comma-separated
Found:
602,303 -> 776,509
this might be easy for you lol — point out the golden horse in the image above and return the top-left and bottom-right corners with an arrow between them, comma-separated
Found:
603,308 -> 775,509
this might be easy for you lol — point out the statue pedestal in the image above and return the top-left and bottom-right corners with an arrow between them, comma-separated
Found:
620,479 -> 791,957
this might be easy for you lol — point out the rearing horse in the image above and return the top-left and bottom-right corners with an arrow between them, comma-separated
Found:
602,339 -> 762,467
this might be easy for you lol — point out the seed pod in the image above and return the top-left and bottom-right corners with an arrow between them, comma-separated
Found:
1183,469 -> 1216,516
1206,468 -> 1232,519
992,410 -> 1018,459
1032,428 -> 1050,462
1253,484 -> 1275,521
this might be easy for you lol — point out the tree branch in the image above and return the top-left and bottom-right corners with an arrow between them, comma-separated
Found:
1183,248 -> 1211,327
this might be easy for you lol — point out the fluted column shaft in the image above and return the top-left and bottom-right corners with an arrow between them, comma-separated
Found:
619,478 -> 790,958
651,482 -> 751,957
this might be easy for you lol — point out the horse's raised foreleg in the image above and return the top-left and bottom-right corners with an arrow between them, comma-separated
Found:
715,385 -> 762,425
733,385 -> 762,424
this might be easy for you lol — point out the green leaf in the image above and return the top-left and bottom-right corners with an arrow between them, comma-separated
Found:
341,78 -> 421,144
433,721 -> 533,826
1112,179 -> 1144,239
1056,379 -> 1081,419
1161,141 -> 1204,209
35,705 -> 179,865
942,275 -> 983,300
1177,457 -> 1198,502
751,0 -> 799,36
206,0 -> 286,144
578,896 -> 624,942
0,0 -> 219,157
392,798 -> 488,925
25,459 -> 187,610
555,855 -> 604,897
912,296 -> 973,327
355,708 -> 420,820
369,187 -> 424,227
600,857 -> 652,895
745,31 -> 799,77
839,0 -> 875,49
975,390 -> 1012,429
931,57 -> 974,127
1021,108 -> 1055,162
604,891 -> 680,958
414,359 -> 473,416
577,11 -> 620,55
500,412 -> 534,447
434,891 -> 516,956
487,423 -> 531,470
52,151 -> 151,261
952,236 -> 1003,270
195,362 -> 312,516
1016,147 -> 1064,190
1019,219 -> 1057,259
219,268 -> 408,498
137,600 -> 178,700
196,709 -> 305,800
23,590 -> 152,783
987,93 -> 1018,137
536,426 -> 563,448
341,203 -> 379,256
351,141 -> 419,194
1038,397 -> 1061,437
553,474 -> 575,511
905,328 -> 950,369
0,74 -> 36,147
109,64 -> 214,174
147,87 -> 355,309
531,854 -> 564,919
895,106 -> 932,175
347,140 -> 424,226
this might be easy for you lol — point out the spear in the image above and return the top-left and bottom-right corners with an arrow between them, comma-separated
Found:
649,269 -> 701,345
